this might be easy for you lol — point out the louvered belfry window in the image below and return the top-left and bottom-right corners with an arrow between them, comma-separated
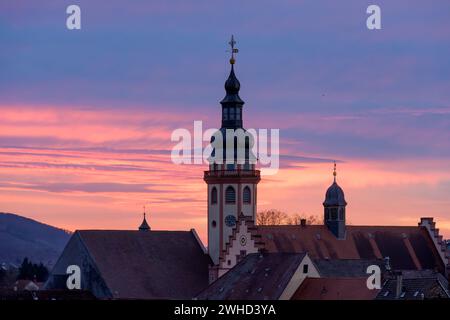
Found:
211,187 -> 218,204
243,186 -> 251,204
225,186 -> 236,204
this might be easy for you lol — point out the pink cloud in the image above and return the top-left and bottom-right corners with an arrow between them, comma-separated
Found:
0,104 -> 449,243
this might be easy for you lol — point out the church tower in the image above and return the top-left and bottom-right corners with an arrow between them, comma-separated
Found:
323,162 -> 347,239
204,36 -> 260,265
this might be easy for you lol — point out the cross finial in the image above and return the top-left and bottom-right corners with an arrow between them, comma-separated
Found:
333,161 -> 337,182
143,205 -> 146,219
228,35 -> 239,65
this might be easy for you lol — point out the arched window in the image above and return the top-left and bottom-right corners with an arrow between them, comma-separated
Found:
331,208 -> 338,220
243,186 -> 251,204
211,187 -> 218,205
339,208 -> 345,220
229,107 -> 235,120
225,186 -> 236,204
223,108 -> 228,120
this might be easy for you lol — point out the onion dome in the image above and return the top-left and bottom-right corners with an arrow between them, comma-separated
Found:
221,65 -> 244,105
323,162 -> 347,206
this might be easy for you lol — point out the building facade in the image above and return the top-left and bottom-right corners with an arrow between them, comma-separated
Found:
46,38 -> 450,300
204,37 -> 260,267
200,38 -> 450,297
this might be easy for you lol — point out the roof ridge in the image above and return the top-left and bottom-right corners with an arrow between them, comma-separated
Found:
258,224 -> 418,228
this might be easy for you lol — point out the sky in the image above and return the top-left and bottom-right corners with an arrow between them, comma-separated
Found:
1,0 -> 450,242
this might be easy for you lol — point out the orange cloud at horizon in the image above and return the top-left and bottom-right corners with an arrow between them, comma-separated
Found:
0,105 -> 449,243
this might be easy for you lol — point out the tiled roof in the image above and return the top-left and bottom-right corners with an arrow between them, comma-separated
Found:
77,230 -> 211,299
376,270 -> 450,300
14,280 -> 40,291
258,225 -> 444,271
0,289 -> 96,300
292,277 -> 379,300
314,259 -> 385,278
197,253 -> 307,300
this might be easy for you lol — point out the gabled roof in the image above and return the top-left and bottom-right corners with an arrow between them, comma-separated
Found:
197,253 -> 307,300
257,225 -> 444,272
292,277 -> 379,300
76,229 -> 211,299
14,280 -> 41,291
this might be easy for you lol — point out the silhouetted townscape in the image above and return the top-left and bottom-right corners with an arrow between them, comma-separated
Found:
2,52 -> 449,301
2,4 -> 450,319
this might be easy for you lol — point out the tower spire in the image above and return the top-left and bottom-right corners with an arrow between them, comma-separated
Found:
333,161 -> 337,182
220,35 -> 244,129
228,35 -> 238,65
204,37 -> 260,269
139,205 -> 150,231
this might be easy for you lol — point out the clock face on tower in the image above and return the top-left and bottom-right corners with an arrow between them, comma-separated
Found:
224,215 -> 236,227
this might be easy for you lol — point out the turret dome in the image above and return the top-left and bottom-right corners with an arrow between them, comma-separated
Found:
323,181 -> 347,207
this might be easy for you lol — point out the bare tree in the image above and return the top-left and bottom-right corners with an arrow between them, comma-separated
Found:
257,210 -> 321,226
256,209 -> 288,225
286,213 -> 321,225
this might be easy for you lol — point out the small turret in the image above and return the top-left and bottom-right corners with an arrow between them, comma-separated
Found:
323,162 -> 347,238
139,207 -> 151,231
